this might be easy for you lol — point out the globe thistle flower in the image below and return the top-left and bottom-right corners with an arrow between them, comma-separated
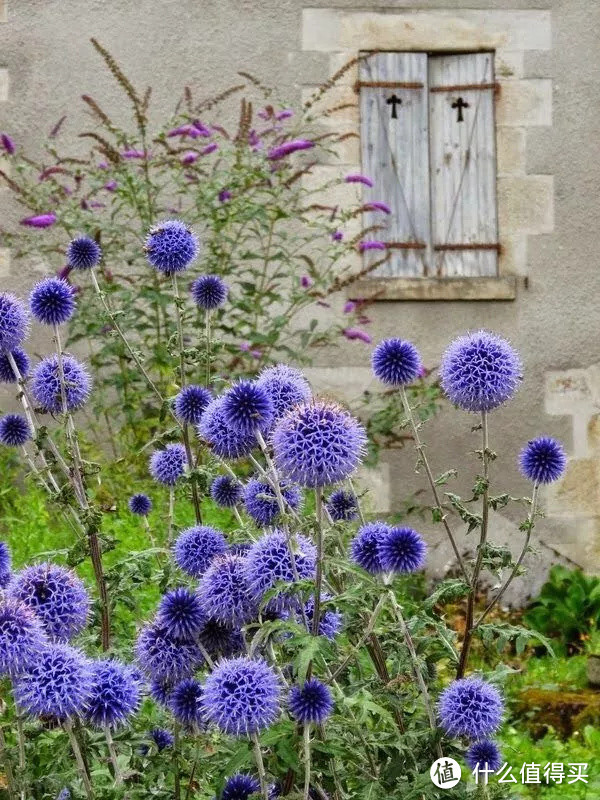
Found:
198,619 -> 245,659
304,595 -> 342,640
8,563 -> 90,641
519,436 -> 567,484
13,643 -> 92,719
326,489 -> 358,522
135,621 -> 204,683
243,478 -> 302,527
0,541 -> 11,588
67,236 -> 102,269
349,522 -> 390,575
0,598 -> 48,676
379,527 -> 427,574
0,292 -> 29,351
31,354 -> 91,413
198,397 -> 258,460
371,338 -> 422,387
198,555 -> 257,627
0,347 -> 30,384
149,679 -> 174,707
272,401 -> 366,488
288,679 -> 333,725
128,493 -> 153,516
190,274 -> 228,310
29,278 -> 75,326
55,790 -> 71,800
0,413 -> 32,447
245,531 -> 316,610
439,330 -> 522,413
173,525 -> 227,578
465,740 -> 502,772
174,384 -> 212,425
169,678 -> 205,728
202,657 -> 281,736
220,774 -> 260,800
438,678 -> 504,739
145,220 -> 199,273
229,542 -> 252,556
210,475 -> 244,508
149,443 -> 186,486
150,728 -> 174,751
85,659 -> 142,729
221,380 -> 274,435
256,364 -> 312,422
157,587 -> 206,641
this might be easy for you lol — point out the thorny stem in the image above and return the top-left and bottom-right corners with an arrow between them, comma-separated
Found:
311,490 -> 324,637
167,486 -> 175,546
251,732 -> 269,800
205,310 -> 212,387
104,726 -> 122,785
64,720 -> 94,800
330,594 -> 387,681
0,725 -> 17,800
303,724 -> 312,800
15,715 -> 25,800
173,722 -> 181,800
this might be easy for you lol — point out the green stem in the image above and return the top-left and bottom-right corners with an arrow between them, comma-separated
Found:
104,727 -> 122,785
251,733 -> 269,800
173,722 -> 181,800
303,725 -> 312,800
0,725 -> 16,800
311,490 -> 324,637
64,720 -> 94,800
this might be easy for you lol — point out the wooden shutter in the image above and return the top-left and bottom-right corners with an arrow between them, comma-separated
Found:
428,53 -> 499,277
359,52 -> 430,278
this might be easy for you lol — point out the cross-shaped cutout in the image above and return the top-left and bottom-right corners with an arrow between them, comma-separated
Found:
386,94 -> 402,119
451,97 -> 469,122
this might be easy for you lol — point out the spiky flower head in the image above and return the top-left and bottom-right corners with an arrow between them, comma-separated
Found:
465,740 -> 502,772
198,619 -> 245,659
149,679 -> 174,707
438,677 -> 504,739
304,595 -> 342,640
149,443 -> 186,486
169,678 -> 205,728
440,330 -> 521,413
371,338 -> 422,387
150,728 -> 174,751
245,530 -> 316,610
13,643 -> 92,719
198,397 -> 258,460
202,657 -> 281,736
29,277 -> 75,326
128,493 -> 153,516
379,527 -> 427,574
210,475 -> 244,508
157,587 -> 206,641
0,598 -> 48,676
272,401 -> 366,488
55,790 -> 71,800
519,436 -> 567,484
173,525 -> 227,578
135,621 -> 204,683
288,678 -> 333,725
349,522 -> 390,575
85,659 -> 141,729
256,364 -> 312,422
8,563 -> 90,641
31,354 -> 91,413
221,380 -> 274,435
326,489 -> 358,522
0,413 -> 32,447
198,554 -> 257,627
0,541 -> 11,588
0,292 -> 29,351
243,478 -> 302,527
174,384 -> 212,425
145,220 -> 199,273
67,236 -> 102,269
220,774 -> 260,800
0,347 -> 30,384
190,274 -> 228,310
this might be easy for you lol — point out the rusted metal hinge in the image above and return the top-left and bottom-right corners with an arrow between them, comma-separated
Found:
430,82 -> 501,95
434,243 -> 501,252
386,242 -> 427,250
354,80 -> 424,93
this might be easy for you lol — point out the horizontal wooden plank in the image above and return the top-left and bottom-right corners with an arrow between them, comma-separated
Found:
349,276 -> 517,301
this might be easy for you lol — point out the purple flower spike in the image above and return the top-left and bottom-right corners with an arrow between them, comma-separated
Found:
358,240 -> 386,252
20,213 -> 57,228
345,173 -> 373,187
1,133 -> 15,154
343,328 -> 372,343
267,140 -> 314,160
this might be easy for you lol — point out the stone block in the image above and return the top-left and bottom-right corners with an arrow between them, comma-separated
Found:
357,462 -> 391,514
0,69 -> 8,103
497,175 -> 554,234
547,458 -> 599,516
0,248 -> 9,278
497,127 -> 526,176
495,50 -> 524,80
496,79 -> 552,127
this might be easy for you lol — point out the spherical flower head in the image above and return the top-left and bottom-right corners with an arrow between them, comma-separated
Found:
170,678 -> 205,728
150,727 -> 174,751
198,554 -> 257,627
0,347 -> 30,384
326,489 -> 358,522
304,594 -> 342,640
221,380 -> 274,435
210,475 -> 244,508
128,493 -> 153,516
8,563 -> 90,641
149,679 -> 174,707
221,774 -> 260,800
438,677 -> 504,739
149,443 -> 186,486
289,678 -> 333,725
0,598 -> 48,676
136,621 -> 204,682
202,656 -> 281,736
29,277 -> 75,326
13,643 -> 92,720
0,540 -> 11,588
85,659 -> 141,729
0,292 -> 29,351
67,236 -> 102,270
350,522 -> 390,575
440,330 -> 522,412
157,587 -> 206,641
198,397 -> 258,460
173,525 -> 227,578
245,530 -> 316,610
272,401 -> 366,488
198,619 -> 245,659
379,527 -> 426,574
191,274 -> 228,310
243,478 -> 302,526
31,354 -> 91,413
371,338 -> 422,387
145,220 -> 199,273
466,740 -> 502,772
256,364 -> 312,422
0,413 -> 32,447
174,384 -> 212,425
519,436 -> 567,484
56,790 -> 71,800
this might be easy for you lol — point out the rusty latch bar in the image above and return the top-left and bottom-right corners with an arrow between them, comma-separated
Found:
430,82 -> 500,94
386,242 -> 427,250
434,243 -> 501,252
355,80 -> 424,92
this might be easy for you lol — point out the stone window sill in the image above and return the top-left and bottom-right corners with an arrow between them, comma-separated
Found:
349,275 -> 517,301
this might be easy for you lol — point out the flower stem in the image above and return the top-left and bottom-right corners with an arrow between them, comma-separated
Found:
64,720 -> 94,800
0,725 -> 16,800
251,732 -> 269,800
173,722 -> 181,800
311,490 -> 324,638
303,724 -> 312,800
104,726 -> 122,785
205,309 -> 212,387
330,594 -> 386,681
167,486 -> 175,546
15,714 -> 25,800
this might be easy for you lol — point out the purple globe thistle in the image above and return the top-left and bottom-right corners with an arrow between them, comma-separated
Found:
371,338 -> 422,387
29,277 -> 75,326
519,437 -> 567,484
169,678 -> 205,728
229,542 -> 252,556
13,643 -> 92,719
379,527 -> 427,574
145,220 -> 199,273
245,531 -> 316,610
55,790 -> 71,800
157,587 -> 206,641
256,364 -> 312,422
438,678 -> 504,739
149,443 -> 186,486
201,657 -> 281,736
174,384 -> 212,425
128,493 -> 153,516
349,522 -> 390,575
198,397 -> 258,460
221,774 -> 260,800
173,525 -> 228,578
304,595 -> 342,640
0,414 -> 32,447
67,236 -> 102,269
197,554 -> 257,627
135,621 -> 204,683
465,740 -> 502,772
31,354 -> 91,413
0,541 -> 11,588
440,331 -> 522,413
190,274 -> 228,311
326,489 -> 358,522
149,679 -> 174,707
272,401 -> 366,488
8,563 -> 90,641
85,659 -> 141,729
210,475 -> 244,508
243,478 -> 302,526
198,619 -> 245,659
0,293 -> 29,351
0,347 -> 30,384
221,381 -> 274,435
0,598 -> 48,676
288,679 -> 333,725
150,728 -> 174,751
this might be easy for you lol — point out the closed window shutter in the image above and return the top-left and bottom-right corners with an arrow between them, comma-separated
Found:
428,53 -> 499,277
359,52 -> 430,278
